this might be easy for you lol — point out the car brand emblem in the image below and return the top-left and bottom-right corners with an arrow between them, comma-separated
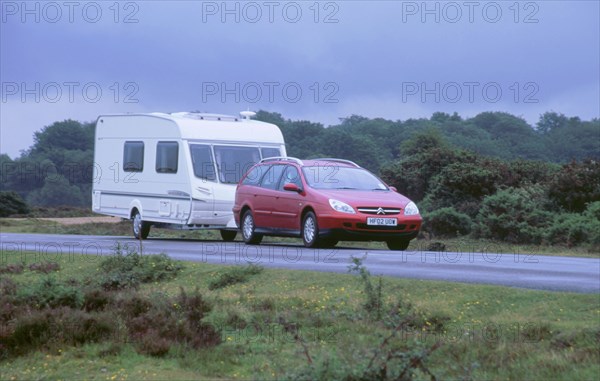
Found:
377,207 -> 385,215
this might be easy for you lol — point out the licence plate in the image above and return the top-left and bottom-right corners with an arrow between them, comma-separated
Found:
367,217 -> 397,226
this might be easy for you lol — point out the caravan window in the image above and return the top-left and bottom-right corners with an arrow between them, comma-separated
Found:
214,146 -> 261,184
123,141 -> 144,172
156,141 -> 178,174
190,144 -> 216,181
261,147 -> 281,159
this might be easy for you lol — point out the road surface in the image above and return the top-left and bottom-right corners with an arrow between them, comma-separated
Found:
1,232 -> 598,293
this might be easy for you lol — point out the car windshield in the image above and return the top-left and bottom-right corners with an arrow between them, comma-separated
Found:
302,166 -> 388,190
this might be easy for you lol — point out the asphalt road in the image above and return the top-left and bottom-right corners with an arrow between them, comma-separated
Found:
1,232 -> 599,293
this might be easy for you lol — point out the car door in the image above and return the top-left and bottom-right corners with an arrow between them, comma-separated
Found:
252,164 -> 286,228
273,165 -> 305,231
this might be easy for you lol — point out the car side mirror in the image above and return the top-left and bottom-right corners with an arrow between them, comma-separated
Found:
389,186 -> 398,192
283,183 -> 302,193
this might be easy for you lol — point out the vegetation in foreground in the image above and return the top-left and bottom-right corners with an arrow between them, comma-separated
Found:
0,248 -> 598,380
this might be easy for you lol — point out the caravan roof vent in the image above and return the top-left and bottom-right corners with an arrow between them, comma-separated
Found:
240,111 -> 256,120
171,112 -> 238,122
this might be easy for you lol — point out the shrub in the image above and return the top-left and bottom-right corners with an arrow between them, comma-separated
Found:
0,263 -> 24,274
83,288 -> 114,312
208,264 -> 264,290
28,261 -> 60,274
424,158 -> 508,217
98,244 -> 184,289
546,202 -> 600,247
122,288 -> 221,356
3,307 -> 116,357
348,256 -> 384,319
423,207 -> 472,238
19,277 -> 83,309
0,277 -> 17,295
0,191 -> 29,217
548,159 -> 600,213
135,329 -> 172,357
474,186 -> 553,244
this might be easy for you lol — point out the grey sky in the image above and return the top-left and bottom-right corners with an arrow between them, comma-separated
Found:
1,0 -> 599,158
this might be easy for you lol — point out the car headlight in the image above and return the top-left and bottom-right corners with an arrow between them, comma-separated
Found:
404,201 -> 419,216
329,199 -> 356,214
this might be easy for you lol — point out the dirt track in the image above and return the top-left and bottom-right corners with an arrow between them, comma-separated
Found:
32,217 -> 123,225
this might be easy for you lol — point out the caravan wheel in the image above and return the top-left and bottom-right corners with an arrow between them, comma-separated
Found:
132,211 -> 150,240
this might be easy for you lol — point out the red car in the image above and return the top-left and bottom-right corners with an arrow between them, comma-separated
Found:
233,157 -> 422,250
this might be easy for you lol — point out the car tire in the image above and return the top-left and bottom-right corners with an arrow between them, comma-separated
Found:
220,229 -> 237,242
132,210 -> 150,240
302,211 -> 323,248
241,210 -> 262,245
386,239 -> 410,251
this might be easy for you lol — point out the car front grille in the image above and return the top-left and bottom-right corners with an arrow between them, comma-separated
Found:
357,207 -> 401,216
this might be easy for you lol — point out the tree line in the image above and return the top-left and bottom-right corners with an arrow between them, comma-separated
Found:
1,110 -> 598,248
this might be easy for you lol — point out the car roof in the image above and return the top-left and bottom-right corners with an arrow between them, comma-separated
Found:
259,157 -> 360,168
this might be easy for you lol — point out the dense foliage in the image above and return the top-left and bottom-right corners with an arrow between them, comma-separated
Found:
0,111 -> 598,247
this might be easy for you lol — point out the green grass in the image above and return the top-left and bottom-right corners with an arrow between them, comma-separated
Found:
1,217 -> 598,258
1,251 -> 599,380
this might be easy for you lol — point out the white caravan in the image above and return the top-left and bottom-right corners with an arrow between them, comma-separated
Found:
92,111 -> 286,241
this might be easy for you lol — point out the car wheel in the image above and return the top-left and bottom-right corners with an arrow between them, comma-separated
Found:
132,210 -> 150,240
241,210 -> 262,244
302,211 -> 322,248
220,229 -> 237,242
386,239 -> 410,251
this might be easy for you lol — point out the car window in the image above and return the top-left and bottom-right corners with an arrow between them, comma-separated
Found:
260,164 -> 285,190
241,164 -> 270,186
278,165 -> 302,190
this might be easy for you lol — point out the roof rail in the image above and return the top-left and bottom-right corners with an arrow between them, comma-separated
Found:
260,156 -> 304,165
310,158 -> 361,168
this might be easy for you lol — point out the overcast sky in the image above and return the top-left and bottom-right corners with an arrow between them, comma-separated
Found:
1,0 -> 599,158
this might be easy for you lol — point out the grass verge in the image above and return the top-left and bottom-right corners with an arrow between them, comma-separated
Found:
0,250 -> 598,380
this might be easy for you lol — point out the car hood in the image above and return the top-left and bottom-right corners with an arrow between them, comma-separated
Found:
315,189 -> 414,208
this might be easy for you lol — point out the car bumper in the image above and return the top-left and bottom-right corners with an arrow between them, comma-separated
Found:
317,213 -> 422,241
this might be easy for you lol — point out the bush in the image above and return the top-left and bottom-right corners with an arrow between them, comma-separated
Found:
0,191 -> 29,217
28,261 -> 60,274
548,159 -> 600,213
83,288 -> 114,312
19,277 -> 83,309
423,207 -> 472,238
208,264 -> 264,290
0,263 -> 24,274
3,307 -> 116,357
546,202 -> 600,247
99,244 -> 184,289
123,288 -> 220,356
475,186 -> 553,244
423,157 -> 508,217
